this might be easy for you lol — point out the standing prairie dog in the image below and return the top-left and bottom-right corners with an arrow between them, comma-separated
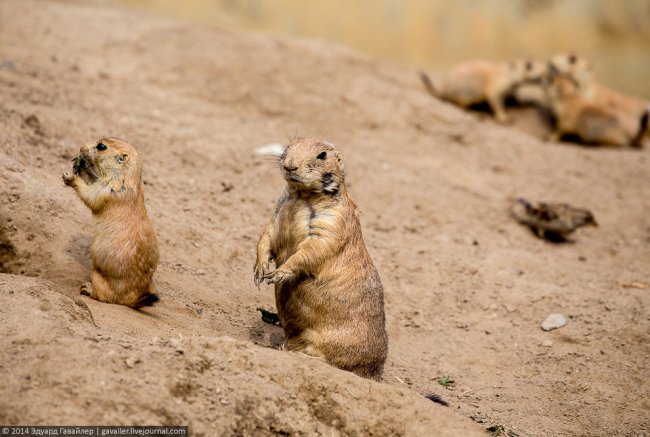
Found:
63,137 -> 159,308
420,58 -> 547,123
543,69 -> 648,147
254,137 -> 388,380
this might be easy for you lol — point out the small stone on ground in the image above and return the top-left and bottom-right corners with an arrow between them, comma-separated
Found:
541,313 -> 566,331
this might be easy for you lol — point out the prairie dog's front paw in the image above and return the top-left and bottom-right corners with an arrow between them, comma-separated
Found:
254,260 -> 270,289
62,171 -> 76,187
264,268 -> 295,285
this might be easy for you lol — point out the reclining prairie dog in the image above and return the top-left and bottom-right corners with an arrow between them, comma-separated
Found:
254,137 -> 388,380
549,52 -> 649,140
543,70 -> 648,147
420,58 -> 547,123
63,137 -> 159,308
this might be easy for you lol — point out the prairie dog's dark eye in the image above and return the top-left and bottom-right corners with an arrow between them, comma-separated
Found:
317,151 -> 327,160
96,143 -> 107,151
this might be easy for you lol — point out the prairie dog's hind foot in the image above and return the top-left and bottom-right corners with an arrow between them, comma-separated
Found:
80,281 -> 92,296
495,112 -> 511,125
545,131 -> 561,143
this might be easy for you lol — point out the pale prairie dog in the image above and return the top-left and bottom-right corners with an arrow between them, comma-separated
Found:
543,70 -> 648,147
63,137 -> 159,308
254,137 -> 388,380
420,58 -> 547,123
549,53 -> 649,145
549,53 -> 648,113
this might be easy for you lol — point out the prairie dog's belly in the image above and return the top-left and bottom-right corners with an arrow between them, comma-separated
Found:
441,71 -> 488,105
92,212 -> 154,275
576,107 -> 620,143
272,198 -> 312,266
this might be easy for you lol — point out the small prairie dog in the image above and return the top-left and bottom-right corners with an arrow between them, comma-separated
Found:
549,53 -> 648,115
254,137 -> 388,380
549,52 -> 649,146
63,137 -> 159,308
420,58 -> 547,123
543,69 -> 648,147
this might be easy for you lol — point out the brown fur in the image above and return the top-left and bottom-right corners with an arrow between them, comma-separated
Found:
550,53 -> 647,113
63,137 -> 159,308
549,53 -> 649,146
543,71 -> 645,147
420,58 -> 547,123
254,137 -> 388,380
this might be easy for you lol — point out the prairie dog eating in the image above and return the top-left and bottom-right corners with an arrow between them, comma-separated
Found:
63,137 -> 159,308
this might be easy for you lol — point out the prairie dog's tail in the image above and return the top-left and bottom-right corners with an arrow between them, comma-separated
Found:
133,292 -> 159,309
631,108 -> 649,148
425,393 -> 449,407
419,72 -> 439,98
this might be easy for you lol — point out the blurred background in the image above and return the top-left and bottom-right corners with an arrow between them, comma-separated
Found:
118,0 -> 650,98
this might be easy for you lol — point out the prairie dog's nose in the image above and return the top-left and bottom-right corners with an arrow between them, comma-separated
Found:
80,144 -> 89,154
283,162 -> 298,172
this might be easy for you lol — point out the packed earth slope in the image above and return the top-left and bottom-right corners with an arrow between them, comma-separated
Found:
0,1 -> 648,436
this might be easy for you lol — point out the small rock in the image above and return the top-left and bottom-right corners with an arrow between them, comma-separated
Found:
169,338 -> 184,354
0,59 -> 16,70
542,339 -> 553,347
541,313 -> 566,331
23,114 -> 44,135
255,143 -> 284,156
125,356 -> 140,368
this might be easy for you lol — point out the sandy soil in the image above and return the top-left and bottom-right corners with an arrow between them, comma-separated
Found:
1,1 -> 648,436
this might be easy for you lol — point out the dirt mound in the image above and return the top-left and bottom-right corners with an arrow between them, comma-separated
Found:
0,274 -> 481,436
0,0 -> 648,436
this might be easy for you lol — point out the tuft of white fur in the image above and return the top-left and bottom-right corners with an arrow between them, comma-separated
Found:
255,143 -> 285,157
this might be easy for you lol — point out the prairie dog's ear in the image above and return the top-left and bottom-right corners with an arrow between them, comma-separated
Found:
117,153 -> 129,165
